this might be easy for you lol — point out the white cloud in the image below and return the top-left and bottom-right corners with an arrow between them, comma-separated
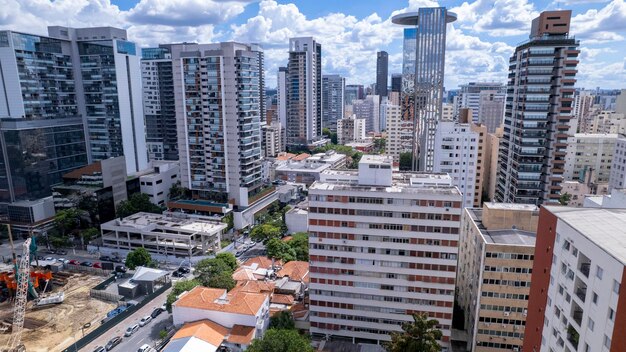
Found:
572,0 -> 626,43
126,0 -> 254,26
451,0 -> 538,36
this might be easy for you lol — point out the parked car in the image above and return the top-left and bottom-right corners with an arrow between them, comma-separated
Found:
56,249 -> 67,255
100,256 -> 112,262
93,262 -> 102,269
235,250 -> 244,257
110,256 -> 122,263
68,260 -> 80,265
105,336 -> 122,351
150,307 -> 164,319
172,271 -> 183,278
80,261 -> 93,267
44,257 -> 54,261
115,265 -> 127,273
139,315 -> 152,327
177,266 -> 190,274
137,345 -> 152,352
45,249 -> 56,254
124,324 -> 139,337
57,258 -> 70,264
93,346 -> 105,352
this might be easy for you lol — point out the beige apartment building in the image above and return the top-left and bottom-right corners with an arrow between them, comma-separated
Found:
457,202 -> 539,351
485,127 -> 503,202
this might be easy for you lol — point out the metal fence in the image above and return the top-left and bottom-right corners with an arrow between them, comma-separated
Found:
61,280 -> 172,352
64,264 -> 112,276
89,289 -> 123,303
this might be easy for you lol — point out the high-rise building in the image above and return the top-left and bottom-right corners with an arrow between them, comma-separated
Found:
478,91 -> 506,133
573,90 -> 594,133
609,135 -> 626,190
495,10 -> 580,205
386,104 -> 412,162
393,8 -> 457,171
457,202 -> 539,352
277,67 -> 288,128
141,46 -> 178,161
485,127 -> 504,202
47,26 -> 148,174
564,133 -> 616,183
0,29 -> 89,204
308,155 -> 462,348
353,95 -> 380,133
261,121 -> 284,158
376,51 -> 388,97
524,205 -> 626,352
322,74 -> 345,131
345,84 -> 364,106
170,42 -> 264,207
391,73 -> 402,93
336,115 -> 366,145
455,82 -> 506,124
286,37 -> 322,147
584,110 -> 626,134
433,118 -> 487,208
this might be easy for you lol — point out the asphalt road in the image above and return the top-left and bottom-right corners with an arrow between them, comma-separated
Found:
80,287 -> 172,352
235,241 -> 267,261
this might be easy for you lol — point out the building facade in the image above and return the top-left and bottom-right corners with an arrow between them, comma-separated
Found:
376,51 -> 388,97
391,74 -> 402,94
286,37 -> 322,147
524,206 -> 626,352
353,95 -> 380,133
564,133 -> 616,183
139,160 -> 180,206
386,103 -> 412,162
496,11 -> 580,205
337,115 -> 366,145
170,42 -> 264,207
455,82 -> 506,125
308,155 -> 462,348
262,121 -> 285,158
609,135 -> 626,190
393,8 -> 457,171
457,203 -> 539,351
322,74 -> 345,131
141,46 -> 178,161
345,85 -> 364,107
478,91 -> 506,133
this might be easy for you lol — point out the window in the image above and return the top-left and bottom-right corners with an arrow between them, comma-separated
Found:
609,308 -> 615,321
592,292 -> 598,304
588,318 -> 594,331
614,280 -> 621,294
604,335 -> 611,349
596,266 -> 604,279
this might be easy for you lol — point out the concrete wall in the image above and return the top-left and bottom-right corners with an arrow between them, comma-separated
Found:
482,204 -> 539,233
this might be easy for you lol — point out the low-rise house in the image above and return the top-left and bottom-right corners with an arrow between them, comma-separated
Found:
163,319 -> 257,352
118,266 -> 169,299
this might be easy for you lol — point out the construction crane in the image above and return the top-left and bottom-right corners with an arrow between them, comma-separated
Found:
5,238 -> 31,352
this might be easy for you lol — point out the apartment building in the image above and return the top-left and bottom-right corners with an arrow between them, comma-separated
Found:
386,103 -> 412,162
337,115 -> 366,145
322,74 -> 345,131
169,42 -> 264,207
138,160 -> 180,206
524,206 -> 626,352
563,133 -> 616,183
353,95 -> 380,133
496,11 -> 580,205
308,155 -> 462,349
262,121 -> 285,158
433,119 -> 487,208
457,203 -> 539,351
609,135 -> 626,190
584,110 -> 626,134
485,127 -> 504,202
454,82 -> 506,124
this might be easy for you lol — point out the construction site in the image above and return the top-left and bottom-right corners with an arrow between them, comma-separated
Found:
0,238 -> 116,352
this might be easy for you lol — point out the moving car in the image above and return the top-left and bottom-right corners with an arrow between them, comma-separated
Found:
56,249 -> 67,255
172,271 -> 183,278
115,265 -> 127,273
139,315 -> 152,326
68,260 -> 80,265
44,257 -> 54,261
177,266 -> 190,274
100,256 -> 112,262
57,258 -> 70,264
124,324 -> 139,337
150,307 -> 164,318
93,346 -> 105,352
138,345 -> 153,352
105,336 -> 122,351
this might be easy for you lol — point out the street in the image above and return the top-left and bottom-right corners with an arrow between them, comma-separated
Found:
80,287 -> 172,352
234,241 -> 267,261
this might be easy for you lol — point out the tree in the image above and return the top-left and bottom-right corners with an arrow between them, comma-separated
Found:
79,228 -> 99,248
250,223 -> 282,243
266,238 -> 296,262
195,257 -> 236,287
247,329 -> 313,352
125,247 -> 152,270
55,208 -> 82,236
215,252 -> 238,271
116,193 -> 163,218
222,213 -> 234,231
166,279 -> 200,311
207,272 -> 236,291
169,181 -> 190,200
399,152 -> 413,171
349,151 -> 363,169
270,311 -> 295,330
287,232 -> 309,261
374,137 -> 386,153
78,195 -> 99,225
559,192 -> 572,206
385,313 -> 442,352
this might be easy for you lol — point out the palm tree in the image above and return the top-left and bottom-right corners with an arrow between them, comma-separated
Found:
385,313 -> 442,352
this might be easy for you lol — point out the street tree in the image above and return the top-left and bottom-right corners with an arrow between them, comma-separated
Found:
266,238 -> 296,262
287,232 -> 309,261
54,208 -> 83,236
166,279 -> 200,311
247,329 -> 313,352
125,247 -> 152,270
116,193 -> 162,218
215,252 -> 238,271
250,223 -> 282,243
207,272 -> 236,291
270,311 -> 295,330
385,313 -> 442,352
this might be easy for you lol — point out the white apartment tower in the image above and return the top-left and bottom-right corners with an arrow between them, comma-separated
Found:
353,95 -> 380,133
564,133 -> 617,183
171,42 -> 264,207
308,155 -> 462,348
386,104 -> 412,162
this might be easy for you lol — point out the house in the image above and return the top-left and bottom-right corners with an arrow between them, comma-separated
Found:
118,266 -> 169,299
163,319 -> 257,352
277,261 -> 310,285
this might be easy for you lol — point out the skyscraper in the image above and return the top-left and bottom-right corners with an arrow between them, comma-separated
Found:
0,30 -> 89,204
321,74 -> 345,131
393,8 -> 457,171
353,95 -> 380,133
286,37 -> 322,147
455,82 -> 506,124
48,26 -> 148,174
345,84 -> 364,106
141,46 -> 178,161
495,10 -> 580,205
376,51 -> 388,97
170,42 -> 264,207
391,73 -> 402,93
277,67 -> 288,128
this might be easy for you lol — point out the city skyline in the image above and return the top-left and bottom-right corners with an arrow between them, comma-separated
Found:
1,0 -> 624,90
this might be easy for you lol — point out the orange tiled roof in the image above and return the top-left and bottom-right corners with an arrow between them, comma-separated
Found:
271,294 -> 295,305
174,286 -> 268,316
291,303 -> 308,319
277,261 -> 309,283
62,161 -> 102,180
292,153 -> 310,161
227,325 -> 256,345
171,319 -> 228,347
232,267 -> 256,281
231,280 -> 275,294
276,153 -> 296,161
243,256 -> 281,269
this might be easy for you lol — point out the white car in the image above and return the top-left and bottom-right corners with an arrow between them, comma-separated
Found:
124,324 -> 139,336
139,315 -> 152,327
57,258 -> 70,264
137,344 -> 153,352
44,257 -> 54,261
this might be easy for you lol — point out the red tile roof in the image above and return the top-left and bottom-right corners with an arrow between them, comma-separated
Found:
277,261 -> 309,283
174,286 -> 268,316
227,325 -> 256,345
171,319 -> 228,347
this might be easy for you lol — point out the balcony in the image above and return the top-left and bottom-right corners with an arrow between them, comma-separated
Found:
571,302 -> 583,327
567,324 -> 580,350
577,253 -> 591,278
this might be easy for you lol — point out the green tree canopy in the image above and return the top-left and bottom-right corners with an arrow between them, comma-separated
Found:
78,195 -> 99,225
385,313 -> 443,352
250,223 -> 282,243
266,238 -> 296,262
207,271 -> 236,291
79,227 -> 99,248
270,311 -> 295,330
55,208 -> 83,236
559,192 -> 572,206
287,232 -> 309,262
247,329 -> 313,352
125,247 -> 152,270
215,252 -> 238,271
116,193 -> 163,218
399,152 -> 414,171
166,279 -> 200,311
195,255 -> 239,287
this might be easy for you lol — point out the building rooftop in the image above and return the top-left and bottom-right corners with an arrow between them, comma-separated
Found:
466,206 -> 538,246
482,228 -> 537,245
275,162 -> 330,172
483,202 -> 539,211
311,172 -> 458,195
546,206 -> 626,264
104,212 -> 226,234
175,286 -> 267,316
277,261 -> 310,283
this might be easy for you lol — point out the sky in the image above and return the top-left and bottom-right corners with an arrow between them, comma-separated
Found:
1,0 -> 625,90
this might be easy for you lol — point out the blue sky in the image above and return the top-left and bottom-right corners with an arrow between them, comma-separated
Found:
1,0 -> 625,89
